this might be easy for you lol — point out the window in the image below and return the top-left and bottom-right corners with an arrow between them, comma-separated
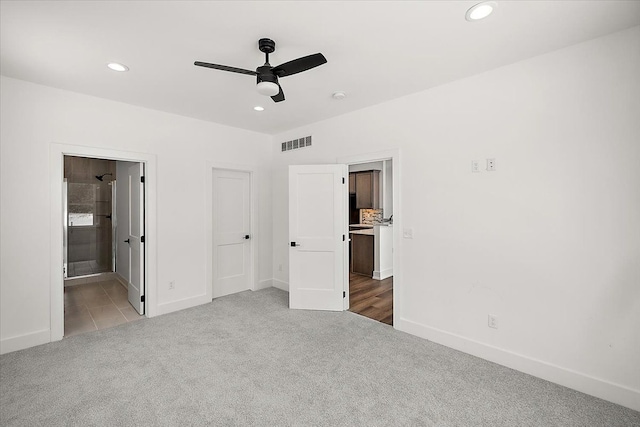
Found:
68,183 -> 95,226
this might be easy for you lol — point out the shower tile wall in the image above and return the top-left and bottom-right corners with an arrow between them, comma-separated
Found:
65,156 -> 116,277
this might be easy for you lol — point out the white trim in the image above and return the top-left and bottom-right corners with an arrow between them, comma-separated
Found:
50,143 -> 158,344
157,294 -> 211,316
115,273 -> 129,290
372,268 -> 393,280
205,161 -> 260,302
396,318 -> 640,412
0,329 -> 50,355
255,279 -> 273,290
337,149 -> 401,326
272,279 -> 289,292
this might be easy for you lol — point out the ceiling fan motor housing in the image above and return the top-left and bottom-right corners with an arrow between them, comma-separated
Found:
256,66 -> 278,85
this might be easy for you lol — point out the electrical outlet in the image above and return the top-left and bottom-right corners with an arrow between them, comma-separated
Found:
472,160 -> 480,173
486,158 -> 496,171
169,281 -> 175,290
488,314 -> 498,329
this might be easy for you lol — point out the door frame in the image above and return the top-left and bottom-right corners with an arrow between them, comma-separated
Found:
50,143 -> 157,342
205,162 -> 260,301
337,149 -> 401,326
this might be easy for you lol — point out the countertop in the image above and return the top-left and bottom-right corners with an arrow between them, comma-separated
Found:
349,223 -> 393,228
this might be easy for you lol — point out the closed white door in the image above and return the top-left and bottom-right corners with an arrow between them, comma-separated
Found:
213,169 -> 252,298
127,162 -> 144,314
289,164 -> 348,311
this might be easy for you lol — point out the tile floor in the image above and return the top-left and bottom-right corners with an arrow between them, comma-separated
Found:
67,260 -> 112,277
64,279 -> 144,337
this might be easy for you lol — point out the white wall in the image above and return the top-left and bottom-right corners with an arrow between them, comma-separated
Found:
348,161 -> 383,172
271,27 -> 640,410
0,76 -> 273,352
383,160 -> 392,217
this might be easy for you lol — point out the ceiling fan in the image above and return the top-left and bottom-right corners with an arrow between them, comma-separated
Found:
194,38 -> 327,103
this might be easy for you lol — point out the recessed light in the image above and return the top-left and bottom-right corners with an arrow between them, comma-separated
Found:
254,106 -> 264,111
465,1 -> 496,21
107,62 -> 129,72
332,91 -> 346,100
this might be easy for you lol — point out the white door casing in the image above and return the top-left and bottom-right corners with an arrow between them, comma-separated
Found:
289,164 -> 348,311
212,169 -> 252,298
127,162 -> 144,314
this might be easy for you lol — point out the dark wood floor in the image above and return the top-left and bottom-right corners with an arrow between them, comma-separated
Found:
349,273 -> 393,325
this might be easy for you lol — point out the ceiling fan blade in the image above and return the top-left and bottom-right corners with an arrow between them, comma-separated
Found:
271,85 -> 285,103
272,53 -> 327,78
194,61 -> 257,76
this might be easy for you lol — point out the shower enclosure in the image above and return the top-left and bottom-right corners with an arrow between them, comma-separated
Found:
63,156 -> 116,278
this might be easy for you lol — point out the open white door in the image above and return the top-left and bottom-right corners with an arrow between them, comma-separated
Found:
212,169 -> 252,298
127,162 -> 144,314
289,164 -> 348,311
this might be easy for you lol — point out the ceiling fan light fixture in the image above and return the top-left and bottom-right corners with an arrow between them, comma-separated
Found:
465,1 -> 496,21
107,62 -> 129,72
257,81 -> 280,96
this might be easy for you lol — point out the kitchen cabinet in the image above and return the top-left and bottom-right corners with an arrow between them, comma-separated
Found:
351,233 -> 374,276
349,173 -> 356,195
353,170 -> 380,209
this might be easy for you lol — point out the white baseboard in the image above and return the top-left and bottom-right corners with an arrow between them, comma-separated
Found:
156,294 -> 211,316
396,318 -> 640,412
272,279 -> 289,292
373,268 -> 393,280
114,273 -> 128,290
254,279 -> 272,291
0,329 -> 50,355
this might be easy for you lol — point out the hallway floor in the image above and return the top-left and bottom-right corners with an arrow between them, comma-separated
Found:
349,272 -> 393,325
64,279 -> 143,337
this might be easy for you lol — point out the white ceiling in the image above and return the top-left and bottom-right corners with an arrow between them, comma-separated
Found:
2,1 -> 639,135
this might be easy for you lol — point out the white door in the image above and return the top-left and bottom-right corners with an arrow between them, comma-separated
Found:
127,163 -> 144,314
212,169 -> 252,298
289,164 -> 348,311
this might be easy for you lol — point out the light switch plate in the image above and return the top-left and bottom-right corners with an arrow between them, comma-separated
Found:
403,228 -> 413,239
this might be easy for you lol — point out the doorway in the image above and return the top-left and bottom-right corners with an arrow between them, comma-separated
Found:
287,149 -> 401,325
347,159 -> 394,325
62,155 -> 146,337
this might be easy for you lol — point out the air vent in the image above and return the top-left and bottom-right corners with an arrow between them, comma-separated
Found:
281,135 -> 312,152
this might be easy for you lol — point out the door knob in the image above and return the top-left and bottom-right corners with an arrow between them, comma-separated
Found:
290,242 -> 301,247
244,235 -> 250,240
124,239 -> 130,244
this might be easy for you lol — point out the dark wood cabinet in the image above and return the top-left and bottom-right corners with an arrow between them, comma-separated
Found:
349,173 -> 356,194
351,233 -> 374,276
354,170 -> 380,209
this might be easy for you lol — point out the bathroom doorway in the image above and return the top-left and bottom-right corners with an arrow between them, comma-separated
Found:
62,156 -> 146,337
